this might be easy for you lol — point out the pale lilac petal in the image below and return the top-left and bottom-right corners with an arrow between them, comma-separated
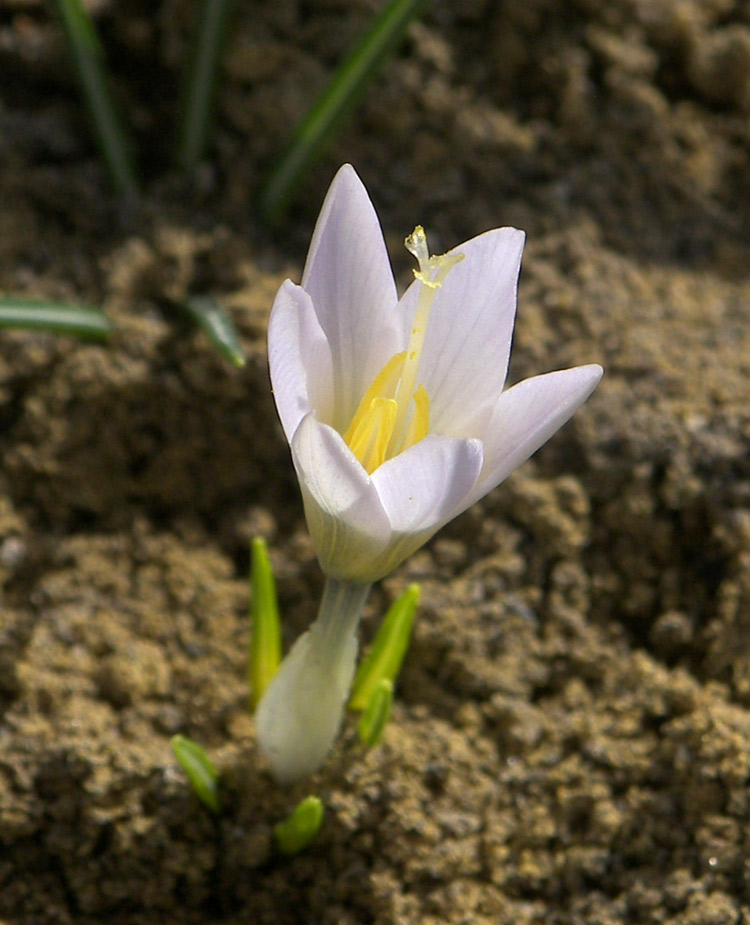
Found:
468,364 -> 604,506
301,165 -> 402,431
372,435 -> 483,533
397,227 -> 525,436
268,281 -> 334,440
364,435 -> 483,579
290,414 -> 392,581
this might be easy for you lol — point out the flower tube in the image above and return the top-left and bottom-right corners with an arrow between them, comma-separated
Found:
256,165 -> 602,783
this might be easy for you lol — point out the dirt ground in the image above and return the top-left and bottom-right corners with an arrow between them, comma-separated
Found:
2,0 -> 750,922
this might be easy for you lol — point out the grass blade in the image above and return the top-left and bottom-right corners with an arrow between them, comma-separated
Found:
171,735 -> 221,813
53,0 -> 139,194
357,678 -> 393,748
180,295 -> 246,367
349,583 -> 419,711
259,0 -> 428,224
176,0 -> 235,171
249,538 -> 282,711
0,298 -> 112,341
273,796 -> 324,855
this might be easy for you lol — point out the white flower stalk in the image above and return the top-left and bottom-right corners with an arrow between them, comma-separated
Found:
258,164 -> 603,783
255,579 -> 369,784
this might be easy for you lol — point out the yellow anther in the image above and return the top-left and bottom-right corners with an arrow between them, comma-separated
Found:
400,385 -> 430,453
346,398 -> 397,475
343,352 -> 405,447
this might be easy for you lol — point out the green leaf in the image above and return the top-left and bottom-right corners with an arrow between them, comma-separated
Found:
273,796 -> 324,855
179,295 -> 246,367
357,678 -> 393,748
259,0 -> 428,225
171,735 -> 220,813
249,538 -> 282,711
0,298 -> 113,341
349,583 -> 419,711
176,0 -> 235,171
52,0 -> 139,195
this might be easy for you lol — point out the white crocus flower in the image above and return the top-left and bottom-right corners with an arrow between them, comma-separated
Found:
256,165 -> 602,784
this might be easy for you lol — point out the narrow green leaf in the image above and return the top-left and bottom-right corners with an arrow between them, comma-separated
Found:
171,734 -> 220,813
357,678 -> 393,748
53,0 -> 139,194
180,295 -> 246,367
249,538 -> 282,711
259,0 -> 428,225
0,298 -> 113,341
349,583 -> 420,711
273,796 -> 324,855
176,0 -> 235,171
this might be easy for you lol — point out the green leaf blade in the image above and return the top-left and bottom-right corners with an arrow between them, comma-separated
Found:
273,796 -> 324,855
0,298 -> 113,341
53,0 -> 139,194
180,295 -> 246,367
349,583 -> 420,711
259,0 -> 428,225
171,735 -> 220,813
176,0 -> 235,171
357,678 -> 393,748
249,538 -> 283,711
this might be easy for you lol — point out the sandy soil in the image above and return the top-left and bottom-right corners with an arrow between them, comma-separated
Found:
2,0 -> 750,922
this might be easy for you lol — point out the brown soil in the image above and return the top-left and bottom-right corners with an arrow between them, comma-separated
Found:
2,0 -> 750,922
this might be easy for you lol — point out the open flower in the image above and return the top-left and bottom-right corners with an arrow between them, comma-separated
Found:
258,165 -> 603,784
269,165 -> 602,583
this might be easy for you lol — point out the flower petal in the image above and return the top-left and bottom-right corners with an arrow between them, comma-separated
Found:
301,165 -> 402,431
397,227 -> 525,436
373,434 -> 484,533
268,280 -> 334,441
290,413 -> 392,581
366,435 -> 484,577
469,364 -> 604,505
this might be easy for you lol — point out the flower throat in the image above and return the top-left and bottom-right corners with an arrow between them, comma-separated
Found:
342,227 -> 464,474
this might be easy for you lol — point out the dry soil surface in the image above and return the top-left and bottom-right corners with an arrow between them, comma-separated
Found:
2,0 -> 750,923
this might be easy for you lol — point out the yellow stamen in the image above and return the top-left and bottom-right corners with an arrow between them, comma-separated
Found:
400,384 -> 430,453
346,397 -> 397,474
342,227 -> 463,473
343,351 -> 406,447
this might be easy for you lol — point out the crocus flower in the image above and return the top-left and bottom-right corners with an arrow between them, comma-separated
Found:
256,165 -> 602,784
268,164 -> 602,584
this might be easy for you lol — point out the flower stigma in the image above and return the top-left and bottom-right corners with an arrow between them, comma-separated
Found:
342,227 -> 464,474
